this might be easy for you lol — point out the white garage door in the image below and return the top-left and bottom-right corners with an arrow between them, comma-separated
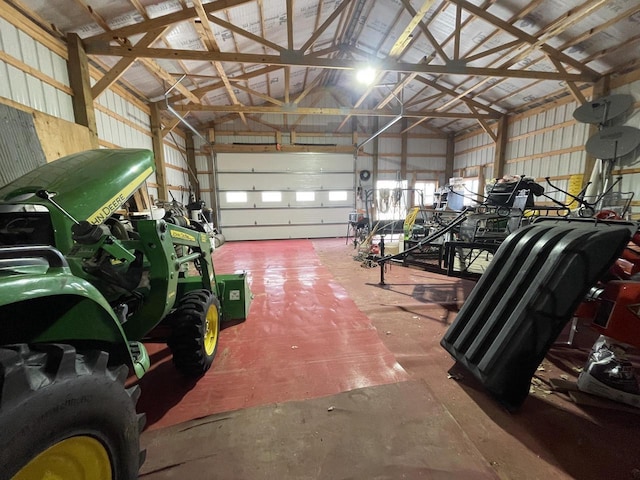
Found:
216,152 -> 355,241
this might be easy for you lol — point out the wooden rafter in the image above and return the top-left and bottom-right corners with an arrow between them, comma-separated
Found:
292,90 -> 325,129
392,0 -> 440,58
428,1 -> 554,112
221,8 -> 253,107
446,0 -> 600,77
557,2 -> 640,53
232,83 -> 284,106
206,13 -> 284,53
84,0 -> 254,42
301,0 -> 324,92
286,0 -> 294,49
453,3 -> 462,60
169,104 -> 498,119
192,0 -> 245,123
70,0 -> 200,104
376,73 -> 417,110
399,0 -> 449,62
257,0 -> 274,101
547,56 -> 587,105
85,46 -> 595,83
414,76 -> 502,116
299,0 -> 352,54
468,105 -> 497,142
294,71 -> 326,105
42,0 -> 630,138
91,27 -> 167,99
168,65 -> 282,104
335,0 -> 431,132
438,0 -> 606,114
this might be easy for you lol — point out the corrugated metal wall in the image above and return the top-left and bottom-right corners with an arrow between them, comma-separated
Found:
0,103 -> 47,186
163,133 -> 191,204
612,78 -> 640,197
453,85 -> 640,212
0,10 -> 191,205
0,17 -> 73,121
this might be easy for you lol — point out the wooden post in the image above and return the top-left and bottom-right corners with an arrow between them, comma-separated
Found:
150,102 -> 168,201
401,117 -> 408,181
66,33 -> 98,148
206,128 -> 220,229
445,133 -> 455,184
583,75 -> 610,188
372,116 -> 379,185
185,132 -> 200,200
493,115 -> 508,179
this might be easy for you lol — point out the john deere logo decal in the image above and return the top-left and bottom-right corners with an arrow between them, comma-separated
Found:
87,167 -> 153,224
170,230 -> 196,242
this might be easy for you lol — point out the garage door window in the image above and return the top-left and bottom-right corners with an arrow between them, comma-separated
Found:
227,192 -> 247,203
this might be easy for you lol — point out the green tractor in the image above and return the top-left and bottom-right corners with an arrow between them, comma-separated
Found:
0,149 -> 251,479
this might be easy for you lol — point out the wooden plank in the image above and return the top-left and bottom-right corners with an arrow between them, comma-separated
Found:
84,45 -> 596,82
185,132 -> 200,200
33,111 -> 93,161
150,102 -> 168,202
169,104 -> 497,119
492,116 -> 508,178
66,33 -> 98,148
91,27 -> 168,99
0,50 -> 72,94
131,189 -> 151,212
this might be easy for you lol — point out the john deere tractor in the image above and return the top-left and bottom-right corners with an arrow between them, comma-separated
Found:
0,149 -> 251,479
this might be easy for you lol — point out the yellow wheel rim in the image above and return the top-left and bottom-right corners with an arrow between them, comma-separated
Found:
14,436 -> 112,480
204,304 -> 219,356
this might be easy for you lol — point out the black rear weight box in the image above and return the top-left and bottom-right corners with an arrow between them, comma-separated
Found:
440,219 -> 634,410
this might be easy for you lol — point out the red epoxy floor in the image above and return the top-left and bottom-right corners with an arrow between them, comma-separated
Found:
137,239 -> 408,430
139,238 -> 640,479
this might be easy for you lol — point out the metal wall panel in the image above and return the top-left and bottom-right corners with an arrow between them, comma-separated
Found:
1,18 -> 74,121
379,137 -> 401,155
0,103 -> 47,187
378,155 -> 401,172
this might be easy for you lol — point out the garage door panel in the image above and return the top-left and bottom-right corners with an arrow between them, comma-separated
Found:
217,153 -> 353,173
220,207 -> 351,226
216,153 -> 354,240
217,172 -> 352,190
218,190 -> 354,209
222,224 -> 346,241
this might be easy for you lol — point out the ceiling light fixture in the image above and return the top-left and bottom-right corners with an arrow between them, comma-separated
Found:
356,67 -> 376,85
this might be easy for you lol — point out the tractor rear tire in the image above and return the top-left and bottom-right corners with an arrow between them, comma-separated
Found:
0,344 -> 144,480
167,289 -> 221,377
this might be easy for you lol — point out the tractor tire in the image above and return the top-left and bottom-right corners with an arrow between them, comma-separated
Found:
167,289 -> 221,377
0,344 -> 144,480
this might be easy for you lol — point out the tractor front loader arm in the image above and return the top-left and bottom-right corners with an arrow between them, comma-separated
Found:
0,245 -> 150,377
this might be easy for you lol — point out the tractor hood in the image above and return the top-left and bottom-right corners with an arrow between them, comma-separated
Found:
0,149 -> 155,224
